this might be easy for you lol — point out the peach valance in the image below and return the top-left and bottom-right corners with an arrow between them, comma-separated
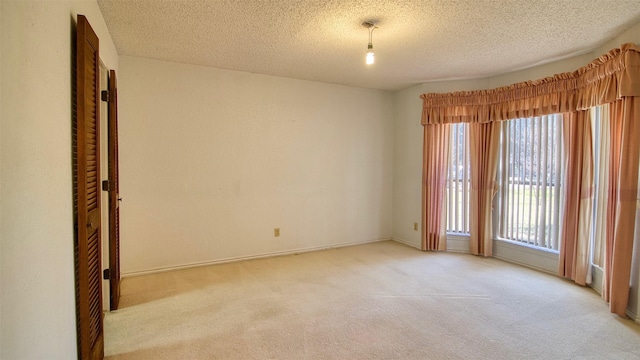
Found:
421,43 -> 640,125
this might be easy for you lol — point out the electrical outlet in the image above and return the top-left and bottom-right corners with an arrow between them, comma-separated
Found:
274,228 -> 280,237
414,222 -> 419,231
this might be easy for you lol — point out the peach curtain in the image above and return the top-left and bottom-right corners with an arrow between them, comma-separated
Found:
468,122 -> 501,256
421,44 -> 640,124
558,110 -> 593,286
420,43 -> 640,315
603,97 -> 640,316
422,124 -> 450,251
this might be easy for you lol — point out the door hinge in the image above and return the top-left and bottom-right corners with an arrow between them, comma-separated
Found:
101,90 -> 110,102
102,180 -> 110,191
103,269 -> 111,280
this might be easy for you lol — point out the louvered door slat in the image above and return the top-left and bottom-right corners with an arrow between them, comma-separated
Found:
74,14 -> 104,360
88,231 -> 101,345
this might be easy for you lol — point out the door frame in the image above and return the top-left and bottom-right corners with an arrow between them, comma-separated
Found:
107,69 -> 121,311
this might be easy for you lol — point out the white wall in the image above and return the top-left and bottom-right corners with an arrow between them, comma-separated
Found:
391,22 -> 640,315
0,1 -> 118,358
0,2 -> 3,356
119,56 -> 394,274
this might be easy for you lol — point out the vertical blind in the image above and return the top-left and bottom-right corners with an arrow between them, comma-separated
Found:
446,123 -> 470,234
590,105 -> 609,268
497,115 -> 563,250
446,110 -> 612,258
446,115 -> 565,251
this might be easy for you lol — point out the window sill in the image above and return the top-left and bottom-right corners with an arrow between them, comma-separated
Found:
446,232 -> 470,253
445,235 -> 559,274
493,238 -> 559,274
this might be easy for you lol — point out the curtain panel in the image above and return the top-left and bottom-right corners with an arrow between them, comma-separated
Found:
420,43 -> 640,316
468,122 -> 501,256
603,97 -> 640,316
422,124 -> 450,251
558,110 -> 593,286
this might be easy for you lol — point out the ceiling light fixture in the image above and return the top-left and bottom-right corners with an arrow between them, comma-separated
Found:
362,21 -> 378,65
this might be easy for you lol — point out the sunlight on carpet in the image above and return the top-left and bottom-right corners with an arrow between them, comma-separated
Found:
105,241 -> 640,360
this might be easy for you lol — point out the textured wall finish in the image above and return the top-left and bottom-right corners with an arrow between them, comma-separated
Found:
98,0 -> 640,90
118,56 -> 394,274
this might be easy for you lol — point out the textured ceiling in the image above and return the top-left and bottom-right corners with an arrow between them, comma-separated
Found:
97,0 -> 640,91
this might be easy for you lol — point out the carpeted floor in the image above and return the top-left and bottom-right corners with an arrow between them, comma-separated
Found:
105,241 -> 640,359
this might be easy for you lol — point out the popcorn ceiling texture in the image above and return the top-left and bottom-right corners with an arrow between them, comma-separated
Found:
97,0 -> 640,90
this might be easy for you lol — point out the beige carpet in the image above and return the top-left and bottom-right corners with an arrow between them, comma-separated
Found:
105,241 -> 640,359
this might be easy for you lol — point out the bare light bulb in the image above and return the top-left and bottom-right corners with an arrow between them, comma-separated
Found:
363,21 -> 377,66
366,43 -> 374,65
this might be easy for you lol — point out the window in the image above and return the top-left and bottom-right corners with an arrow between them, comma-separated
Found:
590,105 -> 609,268
446,123 -> 470,234
445,115 -> 564,251
496,115 -> 563,250
445,111 -> 611,256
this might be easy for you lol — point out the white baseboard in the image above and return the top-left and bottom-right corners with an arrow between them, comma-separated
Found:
627,307 -> 640,324
392,235 -> 470,253
590,265 -> 640,323
392,237 -> 420,249
122,237 -> 392,278
590,265 -> 604,295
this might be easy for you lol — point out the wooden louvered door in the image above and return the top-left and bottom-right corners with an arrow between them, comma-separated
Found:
107,69 -> 121,311
75,15 -> 104,360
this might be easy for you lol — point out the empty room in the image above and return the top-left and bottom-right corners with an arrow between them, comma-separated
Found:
2,0 -> 640,359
